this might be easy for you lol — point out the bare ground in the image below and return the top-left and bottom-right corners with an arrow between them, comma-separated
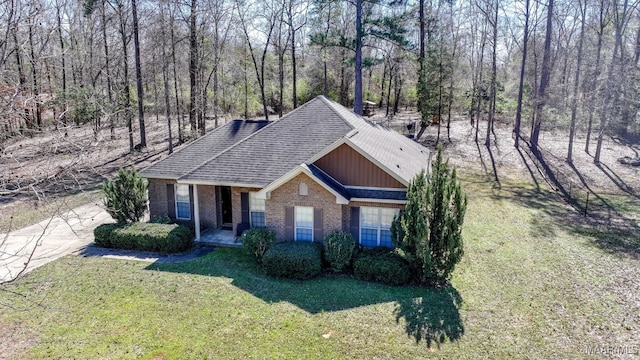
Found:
0,116 -> 232,229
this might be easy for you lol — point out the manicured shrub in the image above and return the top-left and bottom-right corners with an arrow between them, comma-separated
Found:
262,242 -> 322,280
93,222 -> 193,254
241,227 -> 277,264
151,215 -> 172,224
323,230 -> 355,273
353,248 -> 412,286
93,223 -> 123,248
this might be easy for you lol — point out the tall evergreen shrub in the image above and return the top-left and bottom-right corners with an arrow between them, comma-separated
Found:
392,146 -> 467,286
103,167 -> 148,224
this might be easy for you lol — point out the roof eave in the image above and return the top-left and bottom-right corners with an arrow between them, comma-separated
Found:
349,198 -> 407,205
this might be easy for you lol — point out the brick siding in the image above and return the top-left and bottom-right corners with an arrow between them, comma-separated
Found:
266,173 -> 343,241
147,178 -> 175,220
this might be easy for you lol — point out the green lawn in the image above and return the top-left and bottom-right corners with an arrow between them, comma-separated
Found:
1,177 -> 638,359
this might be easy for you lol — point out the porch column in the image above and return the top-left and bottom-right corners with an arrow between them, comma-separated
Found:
193,184 -> 200,241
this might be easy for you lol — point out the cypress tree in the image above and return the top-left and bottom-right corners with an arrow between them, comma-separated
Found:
392,146 -> 467,286
103,167 -> 148,224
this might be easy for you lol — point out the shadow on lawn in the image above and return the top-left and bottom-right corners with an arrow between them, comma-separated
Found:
147,248 -> 464,347
394,286 -> 464,348
488,180 -> 640,258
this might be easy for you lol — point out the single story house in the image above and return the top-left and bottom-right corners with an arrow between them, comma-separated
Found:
140,96 -> 430,247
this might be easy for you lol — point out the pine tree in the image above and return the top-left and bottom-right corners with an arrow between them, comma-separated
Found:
392,146 -> 467,286
103,167 -> 148,224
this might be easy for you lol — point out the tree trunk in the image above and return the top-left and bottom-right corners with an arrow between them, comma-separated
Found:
595,0 -> 628,163
160,2 -> 173,154
170,17 -> 183,144
567,0 -> 586,163
56,1 -> 67,130
101,0 -> 114,139
131,0 -> 145,146
354,0 -> 363,115
530,0 -> 554,153
485,0 -> 498,147
189,0 -> 198,132
290,17 -> 298,109
514,0 -> 530,148
118,3 -> 134,152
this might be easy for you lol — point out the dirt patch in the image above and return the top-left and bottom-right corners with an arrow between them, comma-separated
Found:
0,319 -> 39,358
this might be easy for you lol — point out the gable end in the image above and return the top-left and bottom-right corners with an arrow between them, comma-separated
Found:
313,143 -> 405,189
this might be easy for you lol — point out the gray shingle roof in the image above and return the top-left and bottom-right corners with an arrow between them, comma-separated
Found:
141,96 -> 430,188
179,96 -> 354,186
140,119 -> 271,179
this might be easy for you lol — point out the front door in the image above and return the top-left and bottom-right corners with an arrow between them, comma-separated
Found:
220,186 -> 233,228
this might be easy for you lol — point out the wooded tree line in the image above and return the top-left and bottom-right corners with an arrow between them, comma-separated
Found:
0,0 -> 638,162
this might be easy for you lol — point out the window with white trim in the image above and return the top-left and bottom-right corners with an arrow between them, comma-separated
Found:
294,206 -> 313,241
360,207 -> 399,248
249,192 -> 266,227
175,184 -> 191,220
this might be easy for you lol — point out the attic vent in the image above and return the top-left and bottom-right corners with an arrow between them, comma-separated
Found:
396,164 -> 400,168
400,147 -> 403,151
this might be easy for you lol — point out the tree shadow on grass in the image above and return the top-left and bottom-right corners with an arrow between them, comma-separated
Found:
394,286 -> 464,349
487,180 -> 640,258
147,248 -> 464,347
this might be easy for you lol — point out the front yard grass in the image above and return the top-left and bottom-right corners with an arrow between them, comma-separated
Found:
1,177 -> 638,359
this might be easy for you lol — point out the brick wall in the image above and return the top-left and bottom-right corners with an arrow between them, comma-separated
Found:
147,178 -> 175,220
147,179 -> 217,229
266,173 -> 343,241
231,186 -> 261,235
197,185 -> 216,228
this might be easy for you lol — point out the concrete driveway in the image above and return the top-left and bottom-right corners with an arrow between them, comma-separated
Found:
0,203 -> 112,283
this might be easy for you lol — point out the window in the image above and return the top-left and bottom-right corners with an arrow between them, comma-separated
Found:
249,192 -> 265,227
175,184 -> 191,220
360,207 -> 399,248
295,206 -> 313,241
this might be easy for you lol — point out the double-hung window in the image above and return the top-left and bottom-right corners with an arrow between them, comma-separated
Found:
175,184 -> 191,220
360,207 -> 399,248
249,192 -> 266,227
294,206 -> 313,241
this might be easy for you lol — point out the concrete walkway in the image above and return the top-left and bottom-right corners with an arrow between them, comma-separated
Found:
0,203 -> 112,283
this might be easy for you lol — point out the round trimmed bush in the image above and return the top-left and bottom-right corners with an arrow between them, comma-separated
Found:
262,242 -> 322,280
241,227 -> 277,264
354,248 -> 412,286
323,230 -> 355,273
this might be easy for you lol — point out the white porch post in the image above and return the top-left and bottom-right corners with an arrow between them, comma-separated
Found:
193,184 -> 200,241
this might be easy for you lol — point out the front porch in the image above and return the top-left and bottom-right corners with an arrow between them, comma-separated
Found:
196,228 -> 242,248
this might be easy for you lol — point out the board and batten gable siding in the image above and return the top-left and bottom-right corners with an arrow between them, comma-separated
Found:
266,173 -> 342,241
313,143 -> 405,188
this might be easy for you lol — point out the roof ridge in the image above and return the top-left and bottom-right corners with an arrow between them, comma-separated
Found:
180,96 -> 349,180
317,96 -> 358,131
179,119 -> 276,180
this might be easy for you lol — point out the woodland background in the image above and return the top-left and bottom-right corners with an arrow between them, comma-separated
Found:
1,0 -> 639,173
